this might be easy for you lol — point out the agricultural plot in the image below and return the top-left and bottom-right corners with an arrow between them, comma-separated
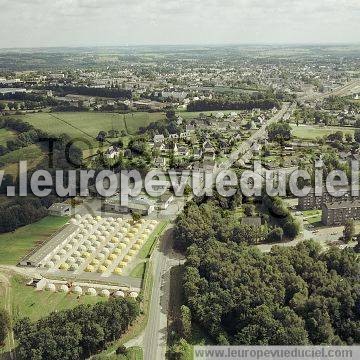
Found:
291,124 -> 355,140
10,112 -> 165,148
0,216 -> 68,265
0,128 -> 16,146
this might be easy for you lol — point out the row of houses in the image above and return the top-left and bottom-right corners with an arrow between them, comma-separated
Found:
298,187 -> 360,211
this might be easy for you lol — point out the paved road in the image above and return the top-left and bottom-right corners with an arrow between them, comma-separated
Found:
142,226 -> 181,360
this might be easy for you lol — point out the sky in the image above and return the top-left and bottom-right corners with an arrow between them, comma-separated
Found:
0,0 -> 359,48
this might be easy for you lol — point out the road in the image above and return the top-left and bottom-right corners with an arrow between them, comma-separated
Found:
142,227 -> 181,360
140,103 -> 294,360
299,79 -> 360,102
218,102 -> 293,172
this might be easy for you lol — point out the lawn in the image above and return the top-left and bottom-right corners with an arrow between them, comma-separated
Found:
0,275 -> 105,323
0,128 -> 16,146
302,210 -> 321,217
129,262 -> 147,278
137,221 -> 168,260
0,216 -> 68,265
291,124 -> 355,140
9,112 -> 166,148
0,142 -> 45,178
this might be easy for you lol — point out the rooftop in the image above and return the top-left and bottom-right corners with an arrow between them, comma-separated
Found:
323,200 -> 360,210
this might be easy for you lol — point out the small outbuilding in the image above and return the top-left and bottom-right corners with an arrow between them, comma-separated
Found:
48,203 -> 71,217
86,288 -> 97,296
101,289 -> 110,297
46,283 -> 56,292
73,286 -> 83,294
114,290 -> 125,298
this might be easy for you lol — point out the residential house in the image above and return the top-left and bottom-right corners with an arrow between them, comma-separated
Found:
193,146 -> 203,160
154,134 -> 165,144
105,145 -> 121,159
203,159 -> 217,173
177,145 -> 190,157
185,124 -> 196,133
153,157 -> 167,170
169,133 -> 179,140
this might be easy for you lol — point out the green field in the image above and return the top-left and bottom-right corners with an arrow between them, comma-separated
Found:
0,143 -> 44,165
6,110 -> 249,152
291,124 -> 355,140
0,275 -> 105,323
0,128 -> 16,146
9,112 -> 166,148
0,216 -> 68,265
137,221 -> 168,260
130,262 -> 147,278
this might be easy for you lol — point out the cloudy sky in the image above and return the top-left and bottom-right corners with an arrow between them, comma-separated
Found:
0,0 -> 359,48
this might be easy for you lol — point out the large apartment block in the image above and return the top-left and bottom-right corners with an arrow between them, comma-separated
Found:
321,200 -> 360,226
298,187 -> 359,210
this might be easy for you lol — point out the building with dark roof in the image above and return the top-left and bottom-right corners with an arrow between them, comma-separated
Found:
321,200 -> 360,226
298,187 -> 359,210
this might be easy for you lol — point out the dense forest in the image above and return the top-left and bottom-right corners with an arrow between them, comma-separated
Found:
170,197 -> 359,354
14,298 -> 139,360
182,240 -> 359,345
187,94 -> 280,112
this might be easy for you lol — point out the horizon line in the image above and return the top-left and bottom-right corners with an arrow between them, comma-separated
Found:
0,42 -> 360,51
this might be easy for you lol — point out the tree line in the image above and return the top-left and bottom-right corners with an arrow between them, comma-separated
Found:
187,94 -> 280,112
14,298 -> 139,360
42,85 -> 132,100
0,118 -> 47,158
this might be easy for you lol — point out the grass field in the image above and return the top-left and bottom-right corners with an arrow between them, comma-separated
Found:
0,144 -> 44,178
0,128 -> 16,146
129,262 -> 147,278
9,112 -> 166,148
0,275 -> 105,323
137,221 -> 168,260
0,216 -> 68,265
0,143 -> 44,164
291,124 -> 355,140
